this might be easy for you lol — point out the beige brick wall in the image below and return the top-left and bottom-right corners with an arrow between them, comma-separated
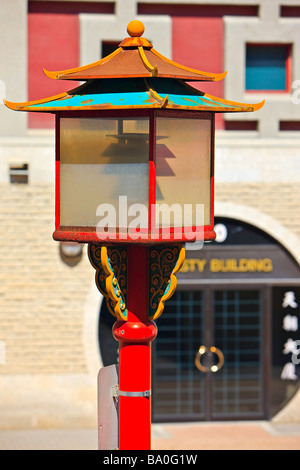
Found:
215,182 -> 300,241
0,183 -> 93,376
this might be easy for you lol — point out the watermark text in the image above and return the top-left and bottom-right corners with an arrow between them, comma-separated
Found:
96,196 -> 205,245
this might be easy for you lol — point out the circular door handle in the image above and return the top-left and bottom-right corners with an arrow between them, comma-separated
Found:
194,346 -> 225,373
194,346 -> 209,373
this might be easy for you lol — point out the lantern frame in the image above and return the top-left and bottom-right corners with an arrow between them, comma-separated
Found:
53,107 -> 215,245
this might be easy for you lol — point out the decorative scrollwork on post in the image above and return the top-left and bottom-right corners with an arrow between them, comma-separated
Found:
88,244 -> 128,321
89,244 -> 184,322
149,244 -> 185,321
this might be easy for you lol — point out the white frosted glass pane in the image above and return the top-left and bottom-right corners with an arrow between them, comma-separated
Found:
60,117 -> 149,228
155,117 -> 211,227
60,163 -> 149,227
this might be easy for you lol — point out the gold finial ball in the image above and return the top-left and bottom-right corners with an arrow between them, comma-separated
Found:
127,20 -> 145,37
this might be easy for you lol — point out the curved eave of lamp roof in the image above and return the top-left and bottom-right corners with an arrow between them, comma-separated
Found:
41,40 -> 227,82
4,78 -> 265,113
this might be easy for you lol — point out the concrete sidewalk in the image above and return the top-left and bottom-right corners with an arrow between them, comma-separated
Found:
152,421 -> 300,450
0,421 -> 300,450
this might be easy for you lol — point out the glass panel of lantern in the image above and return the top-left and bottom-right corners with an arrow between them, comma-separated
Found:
155,116 -> 212,231
59,116 -> 150,233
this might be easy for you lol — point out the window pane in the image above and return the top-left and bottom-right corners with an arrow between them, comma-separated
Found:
155,117 -> 211,228
60,117 -> 149,228
9,163 -> 29,184
246,45 -> 289,91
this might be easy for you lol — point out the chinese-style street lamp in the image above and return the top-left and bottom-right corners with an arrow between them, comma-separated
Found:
5,20 -> 264,450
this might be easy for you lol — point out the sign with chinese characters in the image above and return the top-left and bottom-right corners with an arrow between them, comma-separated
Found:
272,287 -> 300,385
281,290 -> 300,381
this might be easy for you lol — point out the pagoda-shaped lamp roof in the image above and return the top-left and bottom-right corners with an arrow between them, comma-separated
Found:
4,20 -> 264,113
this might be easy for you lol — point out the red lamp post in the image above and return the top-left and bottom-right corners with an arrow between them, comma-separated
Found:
5,20 -> 264,450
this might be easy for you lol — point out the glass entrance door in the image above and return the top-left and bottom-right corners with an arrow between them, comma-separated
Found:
152,290 -> 206,422
152,287 -> 267,422
211,289 -> 264,419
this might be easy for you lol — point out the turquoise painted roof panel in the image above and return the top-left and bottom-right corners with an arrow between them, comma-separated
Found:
5,78 -> 264,113
26,91 -> 244,111
27,91 -> 155,109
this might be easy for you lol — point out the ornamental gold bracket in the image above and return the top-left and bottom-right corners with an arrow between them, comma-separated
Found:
148,244 -> 185,321
138,46 -> 158,77
144,78 -> 169,108
88,244 -> 185,322
88,245 -> 128,321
